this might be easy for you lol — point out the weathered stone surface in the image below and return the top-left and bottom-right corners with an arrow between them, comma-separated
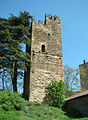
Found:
24,14 -> 63,102
79,60 -> 88,90
29,14 -> 63,102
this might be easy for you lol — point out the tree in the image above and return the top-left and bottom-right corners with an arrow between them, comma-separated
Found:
0,11 -> 32,92
64,65 -> 80,97
0,68 -> 12,90
47,80 -> 65,108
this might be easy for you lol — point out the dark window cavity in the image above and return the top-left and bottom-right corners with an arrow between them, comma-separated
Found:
42,44 -> 45,52
48,33 -> 50,36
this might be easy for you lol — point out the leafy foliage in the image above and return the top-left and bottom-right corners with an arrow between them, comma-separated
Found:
64,65 -> 80,92
0,90 -> 26,111
48,80 -> 65,108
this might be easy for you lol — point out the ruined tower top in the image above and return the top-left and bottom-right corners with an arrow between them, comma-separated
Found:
32,14 -> 61,26
45,14 -> 60,24
31,14 -> 62,57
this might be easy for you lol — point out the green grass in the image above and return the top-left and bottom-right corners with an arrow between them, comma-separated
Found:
0,90 -> 88,120
0,102 -> 88,120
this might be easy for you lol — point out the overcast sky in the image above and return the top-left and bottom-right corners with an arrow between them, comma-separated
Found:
0,0 -> 88,68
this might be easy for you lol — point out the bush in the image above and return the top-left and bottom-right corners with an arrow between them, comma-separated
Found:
47,80 -> 65,108
0,90 -> 26,111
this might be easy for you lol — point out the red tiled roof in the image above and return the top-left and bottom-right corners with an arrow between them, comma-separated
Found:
65,90 -> 88,101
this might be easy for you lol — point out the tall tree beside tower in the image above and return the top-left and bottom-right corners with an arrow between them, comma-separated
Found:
0,11 -> 32,92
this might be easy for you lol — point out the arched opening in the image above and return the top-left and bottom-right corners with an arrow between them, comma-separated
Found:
42,44 -> 45,52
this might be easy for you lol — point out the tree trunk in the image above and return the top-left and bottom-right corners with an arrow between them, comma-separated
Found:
12,60 -> 17,92
2,77 -> 4,90
2,69 -> 5,90
23,43 -> 30,100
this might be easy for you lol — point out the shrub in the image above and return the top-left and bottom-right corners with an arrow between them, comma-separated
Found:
47,80 -> 65,108
0,90 -> 26,111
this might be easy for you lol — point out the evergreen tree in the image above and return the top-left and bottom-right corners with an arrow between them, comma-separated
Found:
0,11 -> 32,92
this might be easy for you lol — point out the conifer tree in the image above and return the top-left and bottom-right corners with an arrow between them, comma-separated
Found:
0,11 -> 32,92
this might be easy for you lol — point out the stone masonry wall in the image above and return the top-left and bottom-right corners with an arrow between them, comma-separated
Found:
29,14 -> 63,102
79,61 -> 88,90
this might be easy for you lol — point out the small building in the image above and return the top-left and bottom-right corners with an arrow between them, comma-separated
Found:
65,61 -> 88,116
65,90 -> 88,116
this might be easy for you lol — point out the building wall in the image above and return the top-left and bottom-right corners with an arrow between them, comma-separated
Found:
28,14 -> 63,102
79,61 -> 88,90
66,96 -> 88,116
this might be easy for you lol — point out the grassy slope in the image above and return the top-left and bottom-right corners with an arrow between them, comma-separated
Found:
0,103 -> 88,120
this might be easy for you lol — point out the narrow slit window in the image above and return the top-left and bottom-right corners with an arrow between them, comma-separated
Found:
42,45 -> 45,52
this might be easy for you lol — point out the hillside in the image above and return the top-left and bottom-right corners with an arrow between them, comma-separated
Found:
0,90 -> 88,120
0,103 -> 88,120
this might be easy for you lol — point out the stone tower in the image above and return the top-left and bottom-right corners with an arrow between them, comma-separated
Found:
24,14 -> 63,102
79,60 -> 88,90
